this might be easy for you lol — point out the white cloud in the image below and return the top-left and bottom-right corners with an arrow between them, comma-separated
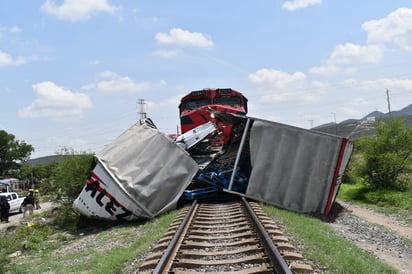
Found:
309,65 -> 340,76
0,50 -> 26,67
0,25 -> 21,38
88,59 -> 100,65
358,78 -> 412,92
248,68 -> 317,103
363,8 -> 412,51
19,81 -> 93,121
329,43 -> 383,64
339,97 -> 373,118
310,43 -> 384,76
155,28 -> 214,48
282,0 -> 322,11
86,70 -> 151,93
147,94 -> 183,111
152,49 -> 180,58
9,26 -> 21,33
329,77 -> 412,119
41,0 -> 119,22
249,68 -> 306,89
311,9 -> 412,77
97,70 -> 117,78
144,94 -> 186,133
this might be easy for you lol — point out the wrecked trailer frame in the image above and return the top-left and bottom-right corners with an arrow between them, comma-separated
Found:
73,123 -> 200,220
212,113 -> 353,216
73,112 -> 353,220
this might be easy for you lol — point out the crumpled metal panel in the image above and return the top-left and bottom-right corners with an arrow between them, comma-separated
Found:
246,119 -> 343,214
175,121 -> 217,150
73,123 -> 199,220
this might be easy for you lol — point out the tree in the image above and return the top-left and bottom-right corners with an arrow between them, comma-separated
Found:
19,161 -> 58,193
52,148 -> 94,204
0,130 -> 34,176
358,118 -> 412,190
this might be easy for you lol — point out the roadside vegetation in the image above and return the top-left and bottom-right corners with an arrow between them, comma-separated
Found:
262,205 -> 397,273
338,183 -> 412,223
1,118 -> 411,273
1,208 -> 178,273
339,118 -> 412,223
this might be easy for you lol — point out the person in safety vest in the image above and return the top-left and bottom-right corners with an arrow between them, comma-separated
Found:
34,189 -> 41,210
22,190 -> 35,217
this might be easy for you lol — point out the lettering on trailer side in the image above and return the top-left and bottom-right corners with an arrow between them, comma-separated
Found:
85,180 -> 132,219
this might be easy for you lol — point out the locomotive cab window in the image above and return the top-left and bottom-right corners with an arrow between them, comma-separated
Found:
183,99 -> 211,110
214,96 -> 242,106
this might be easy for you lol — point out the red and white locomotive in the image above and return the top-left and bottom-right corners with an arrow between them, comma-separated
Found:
178,88 -> 248,152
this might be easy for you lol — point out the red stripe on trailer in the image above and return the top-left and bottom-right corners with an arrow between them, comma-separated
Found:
90,172 -> 108,187
324,138 -> 348,216
86,171 -> 139,217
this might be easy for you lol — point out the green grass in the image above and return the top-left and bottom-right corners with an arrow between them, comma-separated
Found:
338,183 -> 412,224
3,180 -> 410,273
3,209 -> 179,273
0,221 -> 63,273
262,204 -> 397,274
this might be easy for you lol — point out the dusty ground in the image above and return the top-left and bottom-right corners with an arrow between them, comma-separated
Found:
338,200 -> 412,240
329,199 -> 412,274
0,201 -> 56,230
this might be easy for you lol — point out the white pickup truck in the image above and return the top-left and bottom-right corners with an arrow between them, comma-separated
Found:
0,192 -> 25,213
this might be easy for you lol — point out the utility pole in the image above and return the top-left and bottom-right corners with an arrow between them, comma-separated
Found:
331,112 -> 338,135
386,89 -> 392,118
309,120 -> 314,129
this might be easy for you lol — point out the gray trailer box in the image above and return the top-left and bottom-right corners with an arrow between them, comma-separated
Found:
225,115 -> 353,216
73,123 -> 199,220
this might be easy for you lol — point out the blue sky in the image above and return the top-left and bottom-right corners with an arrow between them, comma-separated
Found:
1,0 -> 412,159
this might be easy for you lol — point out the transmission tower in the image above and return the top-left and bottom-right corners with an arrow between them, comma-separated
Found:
137,99 -> 147,121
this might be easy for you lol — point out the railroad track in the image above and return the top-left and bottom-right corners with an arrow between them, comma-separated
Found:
138,197 -> 313,273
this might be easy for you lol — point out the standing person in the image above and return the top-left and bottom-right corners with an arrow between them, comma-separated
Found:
0,196 -> 10,222
22,191 -> 35,218
34,189 -> 41,210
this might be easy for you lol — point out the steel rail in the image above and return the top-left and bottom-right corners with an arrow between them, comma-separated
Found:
242,197 -> 292,274
152,200 -> 198,274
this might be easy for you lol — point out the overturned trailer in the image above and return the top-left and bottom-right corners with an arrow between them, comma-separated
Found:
73,113 -> 352,220
72,123 -> 200,220
220,114 -> 352,216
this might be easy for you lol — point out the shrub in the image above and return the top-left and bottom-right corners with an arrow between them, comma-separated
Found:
47,148 -> 95,231
52,148 -> 94,204
358,118 -> 412,190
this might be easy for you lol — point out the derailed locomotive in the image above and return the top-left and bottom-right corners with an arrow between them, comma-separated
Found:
73,88 -> 353,221
179,88 -> 248,152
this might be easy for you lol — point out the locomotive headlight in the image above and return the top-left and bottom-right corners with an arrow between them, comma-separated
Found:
210,113 -> 216,119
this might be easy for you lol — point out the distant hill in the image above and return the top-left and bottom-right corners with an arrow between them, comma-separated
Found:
25,155 -> 67,166
313,103 -> 412,139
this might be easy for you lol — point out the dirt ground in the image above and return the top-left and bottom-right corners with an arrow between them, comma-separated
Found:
0,201 -> 55,229
330,199 -> 412,274
337,200 -> 412,240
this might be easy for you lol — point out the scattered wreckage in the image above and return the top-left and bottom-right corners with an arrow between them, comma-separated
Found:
73,111 -> 353,221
